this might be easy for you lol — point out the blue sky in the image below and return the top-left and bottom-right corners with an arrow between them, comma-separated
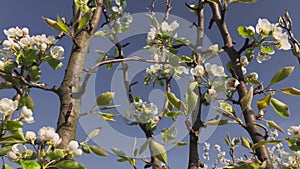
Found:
1,0 -> 300,168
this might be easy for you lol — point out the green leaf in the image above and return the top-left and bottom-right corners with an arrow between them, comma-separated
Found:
111,148 -> 126,157
279,87 -> 300,96
240,86 -> 253,111
96,92 -> 115,106
24,150 -> 37,160
266,120 -> 285,133
256,94 -> 271,111
55,160 -> 85,169
2,164 -> 13,169
270,66 -> 294,85
149,139 -> 168,164
165,92 -> 184,110
81,144 -> 92,154
89,146 -> 108,156
179,55 -> 193,63
172,142 -> 187,146
84,127 -> 101,143
139,139 -> 150,155
164,111 -> 182,118
240,137 -> 251,149
46,149 -> 65,161
251,140 -> 282,149
28,66 -> 41,82
106,63 -> 113,70
204,119 -> 230,126
43,17 -> 65,32
46,56 -> 63,70
270,98 -> 290,118
77,12 -> 92,31
5,121 -> 23,131
98,112 -> 118,121
18,95 -> 34,111
19,160 -> 41,169
169,55 -> 179,67
237,26 -> 255,38
186,83 -> 198,115
0,145 -> 12,156
57,15 -> 69,33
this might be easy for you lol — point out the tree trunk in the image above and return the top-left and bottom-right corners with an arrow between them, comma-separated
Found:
56,0 -> 103,149
209,2 -> 273,168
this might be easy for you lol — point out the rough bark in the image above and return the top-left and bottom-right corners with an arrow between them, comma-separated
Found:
56,0 -> 103,149
209,2 -> 273,168
188,1 -> 205,169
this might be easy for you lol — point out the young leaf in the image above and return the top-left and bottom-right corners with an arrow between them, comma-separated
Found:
19,160 -> 41,169
172,142 -> 187,146
0,145 -> 12,156
266,120 -> 285,133
186,83 -> 198,115
111,148 -> 126,157
56,15 -> 69,33
47,57 -> 63,70
96,92 -> 115,106
240,137 -> 251,149
55,160 -> 85,169
237,26 -> 255,38
84,127 -> 101,143
139,139 -> 150,155
270,98 -> 290,118
149,139 -> 168,164
19,95 -> 34,111
77,12 -> 92,31
164,111 -> 182,118
270,66 -> 294,85
279,87 -> 300,96
2,164 -> 13,169
43,17 -> 65,32
89,146 -> 108,156
165,92 -> 184,110
240,86 -> 253,111
98,112 -> 118,121
256,94 -> 271,111
251,140 -> 282,149
204,119 -> 230,126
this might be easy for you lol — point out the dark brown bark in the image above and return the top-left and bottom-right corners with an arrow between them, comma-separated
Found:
209,2 -> 273,168
188,1 -> 205,169
56,0 -> 103,149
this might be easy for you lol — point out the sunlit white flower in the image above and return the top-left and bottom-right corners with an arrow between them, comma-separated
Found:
175,66 -> 189,75
20,106 -> 34,123
50,46 -> 64,60
68,140 -> 82,158
4,27 -> 28,38
273,27 -> 291,50
115,12 -> 133,32
214,144 -> 221,151
256,53 -> 272,63
0,98 -> 18,116
287,125 -> 300,137
51,133 -> 62,146
7,144 -> 27,162
147,26 -> 158,43
38,126 -> 56,141
25,131 -> 36,141
146,64 -> 161,75
191,65 -> 204,77
240,56 -> 249,66
205,89 -> 217,103
2,39 -> 20,51
249,72 -> 258,80
241,66 -> 247,75
256,18 -> 275,35
161,20 -> 179,32
205,63 -> 226,77
19,36 -> 33,48
0,60 -> 4,68
225,78 -> 240,90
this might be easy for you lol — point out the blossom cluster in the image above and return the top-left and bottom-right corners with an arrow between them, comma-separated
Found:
0,26 -> 64,65
125,98 -> 159,124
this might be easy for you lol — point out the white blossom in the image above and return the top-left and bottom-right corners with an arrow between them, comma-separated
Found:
147,26 -> 158,43
19,36 -> 33,48
25,131 -> 36,141
0,98 -> 18,116
205,63 -> 226,77
175,66 -> 189,75
205,89 -> 217,103
6,144 -> 27,162
287,125 -> 300,137
225,78 -> 240,90
161,20 -> 179,32
249,72 -> 258,80
38,126 -> 62,145
2,39 -> 20,51
214,144 -> 221,151
50,46 -> 64,60
4,27 -> 28,38
240,56 -> 249,66
273,27 -> 291,50
20,106 -> 34,123
241,66 -> 247,75
256,18 -> 275,35
191,65 -> 204,77
68,140 -> 83,158
145,64 -> 161,75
